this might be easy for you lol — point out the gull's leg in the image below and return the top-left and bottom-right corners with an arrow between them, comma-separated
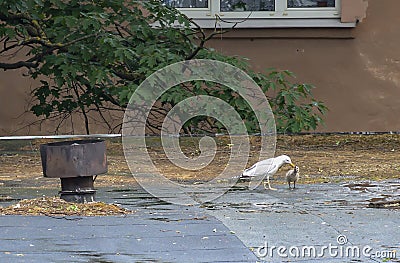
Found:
288,182 -> 291,189
263,179 -> 268,189
266,176 -> 277,191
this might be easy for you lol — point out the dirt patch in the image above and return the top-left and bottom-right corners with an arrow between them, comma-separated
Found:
0,134 -> 399,188
277,134 -> 400,184
0,196 -> 134,216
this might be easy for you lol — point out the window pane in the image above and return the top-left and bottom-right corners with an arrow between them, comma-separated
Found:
288,0 -> 335,8
220,0 -> 275,12
163,0 -> 208,8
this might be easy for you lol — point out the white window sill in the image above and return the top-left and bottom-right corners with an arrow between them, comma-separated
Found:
191,18 -> 356,28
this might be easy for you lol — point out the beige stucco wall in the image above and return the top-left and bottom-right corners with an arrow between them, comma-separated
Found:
341,0 -> 368,23
209,0 -> 400,132
0,0 -> 399,135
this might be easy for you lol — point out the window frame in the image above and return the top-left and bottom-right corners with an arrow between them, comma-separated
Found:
175,0 -> 212,18
172,0 -> 354,27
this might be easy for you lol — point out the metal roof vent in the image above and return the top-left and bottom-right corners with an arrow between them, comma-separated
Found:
40,140 -> 107,203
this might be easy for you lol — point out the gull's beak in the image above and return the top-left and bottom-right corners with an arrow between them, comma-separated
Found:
290,163 -> 295,167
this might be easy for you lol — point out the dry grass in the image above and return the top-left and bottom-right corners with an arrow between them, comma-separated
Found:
0,134 -> 399,188
0,196 -> 134,216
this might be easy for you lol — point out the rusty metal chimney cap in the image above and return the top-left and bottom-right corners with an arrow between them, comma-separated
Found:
44,139 -> 104,147
40,139 -> 107,178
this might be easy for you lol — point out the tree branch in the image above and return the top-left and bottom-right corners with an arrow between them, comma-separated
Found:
0,60 -> 38,70
185,18 -> 236,60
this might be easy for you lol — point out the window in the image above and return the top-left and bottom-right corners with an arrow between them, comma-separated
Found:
164,0 -> 355,28
164,0 -> 208,8
220,0 -> 275,12
288,0 -> 335,8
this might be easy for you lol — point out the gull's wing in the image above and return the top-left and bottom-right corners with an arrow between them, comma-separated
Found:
241,158 -> 277,177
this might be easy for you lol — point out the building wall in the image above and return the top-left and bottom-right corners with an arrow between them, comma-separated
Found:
0,0 -> 398,135
208,0 -> 400,132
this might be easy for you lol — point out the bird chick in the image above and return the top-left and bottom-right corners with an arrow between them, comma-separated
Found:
286,166 -> 300,189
